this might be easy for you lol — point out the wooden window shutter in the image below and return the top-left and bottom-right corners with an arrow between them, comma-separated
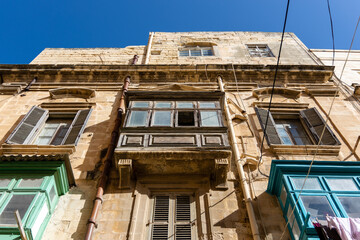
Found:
175,195 -> 191,240
152,196 -> 169,240
254,107 -> 282,145
300,108 -> 340,145
6,106 -> 48,144
62,109 -> 92,145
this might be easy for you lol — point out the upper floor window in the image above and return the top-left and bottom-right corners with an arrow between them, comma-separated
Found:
6,106 -> 92,146
246,44 -> 274,57
255,107 -> 340,146
179,46 -> 214,57
126,101 -> 222,127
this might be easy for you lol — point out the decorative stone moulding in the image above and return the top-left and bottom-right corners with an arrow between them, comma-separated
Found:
49,87 -> 95,99
252,87 -> 301,99
117,159 -> 133,189
305,86 -> 339,97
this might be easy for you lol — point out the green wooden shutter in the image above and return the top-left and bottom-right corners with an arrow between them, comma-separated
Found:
254,107 -> 282,145
6,106 -> 48,144
62,109 -> 92,145
175,195 -> 191,240
300,108 -> 340,145
152,196 -> 169,240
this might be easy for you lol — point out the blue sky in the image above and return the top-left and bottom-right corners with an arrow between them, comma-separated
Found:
1,0 -> 359,64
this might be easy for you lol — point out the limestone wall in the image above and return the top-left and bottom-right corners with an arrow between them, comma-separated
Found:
30,46 -> 146,65
147,32 -> 319,65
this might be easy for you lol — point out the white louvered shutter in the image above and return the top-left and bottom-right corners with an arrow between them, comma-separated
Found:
6,106 -> 48,144
62,109 -> 92,145
152,196 -> 169,240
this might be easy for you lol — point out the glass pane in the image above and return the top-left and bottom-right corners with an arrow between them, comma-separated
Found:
338,196 -> 360,218
0,179 -> 11,188
280,185 -> 287,206
127,111 -> 148,127
49,185 -> 57,202
327,178 -> 358,191
132,101 -> 150,108
18,178 -> 43,188
179,50 -> 189,56
199,102 -> 216,108
200,111 -> 220,126
176,102 -> 193,109
152,111 -> 172,126
300,195 -> 335,222
286,205 -> 300,239
202,49 -> 213,56
0,194 -> 35,224
154,102 -> 171,108
190,50 -> 201,56
292,177 -> 322,190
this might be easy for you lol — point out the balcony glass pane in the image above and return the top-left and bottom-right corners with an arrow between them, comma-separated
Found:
0,194 -> 35,224
291,177 -> 322,190
0,179 -> 11,188
338,196 -> 360,218
18,178 -> 43,188
326,178 -> 358,191
154,102 -> 171,108
152,111 -> 172,126
300,195 -> 335,222
176,102 -> 193,109
127,111 -> 148,127
132,101 -> 150,108
200,111 -> 220,126
198,102 -> 216,108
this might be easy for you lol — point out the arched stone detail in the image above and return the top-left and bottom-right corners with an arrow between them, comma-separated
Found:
252,87 -> 301,99
49,87 -> 95,99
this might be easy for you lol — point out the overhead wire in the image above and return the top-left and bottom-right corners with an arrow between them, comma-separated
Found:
257,0 -> 291,178
279,0 -> 352,239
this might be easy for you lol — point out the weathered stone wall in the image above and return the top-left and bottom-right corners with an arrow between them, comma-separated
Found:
147,32 -> 319,65
30,46 -> 146,65
0,89 -> 119,239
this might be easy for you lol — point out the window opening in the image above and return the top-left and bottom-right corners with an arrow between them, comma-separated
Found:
177,111 -> 195,126
179,47 -> 214,57
247,44 -> 274,57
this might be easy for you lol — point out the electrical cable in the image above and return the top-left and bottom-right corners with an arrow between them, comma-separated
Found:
257,0 -> 291,178
279,1 -> 345,238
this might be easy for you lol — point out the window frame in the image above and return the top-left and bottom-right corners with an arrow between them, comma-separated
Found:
179,46 -> 214,57
246,44 -> 274,57
268,161 -> 360,240
0,161 -> 69,240
6,106 -> 92,146
125,100 -> 222,128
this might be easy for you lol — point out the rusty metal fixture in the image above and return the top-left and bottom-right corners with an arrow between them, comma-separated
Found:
24,77 -> 37,91
131,55 -> 139,65
85,76 -> 130,240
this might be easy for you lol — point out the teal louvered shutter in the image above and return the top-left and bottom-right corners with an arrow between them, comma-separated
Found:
62,109 -> 92,145
152,196 -> 169,240
300,108 -> 340,145
6,106 -> 48,144
254,107 -> 282,145
175,196 -> 191,240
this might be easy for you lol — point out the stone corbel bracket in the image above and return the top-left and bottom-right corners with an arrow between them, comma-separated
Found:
214,158 -> 229,189
49,87 -> 95,99
117,159 -> 133,189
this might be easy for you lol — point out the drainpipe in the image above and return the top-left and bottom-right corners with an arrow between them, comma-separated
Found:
85,76 -> 131,240
144,32 -> 154,64
218,76 -> 261,240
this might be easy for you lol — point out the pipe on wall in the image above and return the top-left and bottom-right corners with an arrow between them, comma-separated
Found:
85,76 -> 131,240
144,32 -> 154,64
217,76 -> 261,240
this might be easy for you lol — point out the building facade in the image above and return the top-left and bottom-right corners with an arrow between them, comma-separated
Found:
0,32 -> 359,240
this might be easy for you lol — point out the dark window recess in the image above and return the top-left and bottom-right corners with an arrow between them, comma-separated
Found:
178,112 -> 195,126
255,107 -> 340,146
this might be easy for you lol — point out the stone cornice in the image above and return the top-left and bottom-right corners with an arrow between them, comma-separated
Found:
0,64 -> 334,85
